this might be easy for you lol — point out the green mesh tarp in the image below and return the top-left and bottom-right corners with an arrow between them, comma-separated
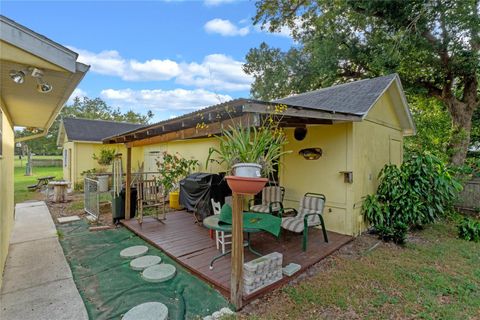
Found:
58,221 -> 230,320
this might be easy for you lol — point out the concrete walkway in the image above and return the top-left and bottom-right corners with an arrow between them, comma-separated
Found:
0,201 -> 88,320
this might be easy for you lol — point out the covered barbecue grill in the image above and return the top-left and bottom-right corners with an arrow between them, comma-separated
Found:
179,173 -> 231,220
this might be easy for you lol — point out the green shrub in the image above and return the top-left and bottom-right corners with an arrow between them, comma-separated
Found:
157,152 -> 198,194
457,218 -> 480,242
93,148 -> 116,166
363,154 -> 463,244
74,180 -> 84,191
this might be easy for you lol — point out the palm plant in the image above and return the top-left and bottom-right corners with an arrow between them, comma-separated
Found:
207,105 -> 290,178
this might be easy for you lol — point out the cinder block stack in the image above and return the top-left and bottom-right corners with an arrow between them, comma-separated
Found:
243,252 -> 283,295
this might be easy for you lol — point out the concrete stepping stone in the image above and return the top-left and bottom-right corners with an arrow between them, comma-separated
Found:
142,264 -> 176,283
130,255 -> 162,271
122,302 -> 168,320
120,245 -> 148,259
57,216 -> 81,224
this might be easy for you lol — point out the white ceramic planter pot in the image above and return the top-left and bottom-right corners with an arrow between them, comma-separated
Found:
232,163 -> 262,178
97,175 -> 109,192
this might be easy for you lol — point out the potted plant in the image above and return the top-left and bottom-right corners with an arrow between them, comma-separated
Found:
93,148 -> 116,192
207,104 -> 290,194
157,152 -> 199,211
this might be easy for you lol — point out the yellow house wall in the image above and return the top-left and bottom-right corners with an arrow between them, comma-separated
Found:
352,91 -> 404,235
0,103 -> 15,288
63,142 -> 143,185
279,123 -> 355,235
142,137 -> 227,174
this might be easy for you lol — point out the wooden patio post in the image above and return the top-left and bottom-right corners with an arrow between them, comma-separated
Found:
125,146 -> 132,220
231,192 -> 244,309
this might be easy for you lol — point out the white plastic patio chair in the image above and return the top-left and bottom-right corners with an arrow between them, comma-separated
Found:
211,199 -> 232,254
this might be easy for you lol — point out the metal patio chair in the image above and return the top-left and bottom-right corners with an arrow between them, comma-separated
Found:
248,186 -> 285,215
280,192 -> 328,251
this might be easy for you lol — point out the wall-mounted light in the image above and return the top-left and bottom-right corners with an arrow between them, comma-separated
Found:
299,148 -> 322,160
36,78 -> 53,93
9,67 -> 53,93
9,69 -> 26,84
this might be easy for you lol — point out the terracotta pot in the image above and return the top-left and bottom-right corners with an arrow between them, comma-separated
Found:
225,176 -> 268,195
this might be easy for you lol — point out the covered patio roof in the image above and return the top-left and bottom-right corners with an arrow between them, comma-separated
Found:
102,98 -> 362,146
103,74 -> 415,147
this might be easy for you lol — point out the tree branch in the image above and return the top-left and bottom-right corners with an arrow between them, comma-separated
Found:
415,79 -> 443,99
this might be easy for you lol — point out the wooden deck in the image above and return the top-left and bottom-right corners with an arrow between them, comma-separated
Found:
122,211 -> 353,303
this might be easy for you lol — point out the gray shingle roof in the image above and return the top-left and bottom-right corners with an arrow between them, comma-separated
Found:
62,117 -> 145,142
274,74 -> 397,115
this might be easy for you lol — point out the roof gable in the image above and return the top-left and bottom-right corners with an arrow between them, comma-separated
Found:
274,74 -> 397,116
60,118 -> 145,143
274,74 -> 415,135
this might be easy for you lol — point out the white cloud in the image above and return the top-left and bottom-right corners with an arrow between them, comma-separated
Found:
71,48 -> 126,77
69,46 -> 181,81
101,88 -> 232,114
177,54 -> 252,91
67,88 -> 87,104
127,59 -> 181,81
68,46 -> 252,92
204,18 -> 249,37
204,0 -> 235,6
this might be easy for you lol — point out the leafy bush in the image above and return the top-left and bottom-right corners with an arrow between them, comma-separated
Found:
157,152 -> 198,194
93,148 -> 116,166
457,218 -> 480,242
74,180 -> 84,191
363,154 -> 463,244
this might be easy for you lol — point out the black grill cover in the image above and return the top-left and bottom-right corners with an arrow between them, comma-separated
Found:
179,173 -> 231,220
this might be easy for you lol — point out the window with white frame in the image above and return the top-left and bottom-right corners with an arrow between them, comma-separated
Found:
63,149 -> 68,167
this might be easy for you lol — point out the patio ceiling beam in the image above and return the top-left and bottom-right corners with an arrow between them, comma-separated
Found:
126,114 -> 256,148
278,117 -> 333,126
133,132 -> 148,139
243,102 -> 362,122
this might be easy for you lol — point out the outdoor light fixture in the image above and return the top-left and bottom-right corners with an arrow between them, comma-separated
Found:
36,78 -> 53,93
9,69 -> 26,84
299,148 -> 323,160
8,67 -> 53,93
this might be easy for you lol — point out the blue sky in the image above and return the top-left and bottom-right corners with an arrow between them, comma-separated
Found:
2,0 -> 294,122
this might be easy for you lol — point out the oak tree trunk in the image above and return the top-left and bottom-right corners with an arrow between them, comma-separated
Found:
448,101 -> 473,166
446,76 -> 478,166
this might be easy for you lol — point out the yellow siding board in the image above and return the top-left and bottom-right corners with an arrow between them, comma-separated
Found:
279,124 -> 354,235
61,142 -> 143,185
365,90 -> 402,130
352,93 -> 404,235
143,137 -> 227,174
0,103 -> 15,287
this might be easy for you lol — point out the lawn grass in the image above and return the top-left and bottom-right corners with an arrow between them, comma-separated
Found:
247,222 -> 480,320
14,162 -> 63,203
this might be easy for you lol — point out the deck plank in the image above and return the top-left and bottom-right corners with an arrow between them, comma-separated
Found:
122,211 -> 352,303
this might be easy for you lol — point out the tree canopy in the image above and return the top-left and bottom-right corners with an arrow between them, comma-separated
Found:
245,0 -> 479,165
16,97 -> 153,155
